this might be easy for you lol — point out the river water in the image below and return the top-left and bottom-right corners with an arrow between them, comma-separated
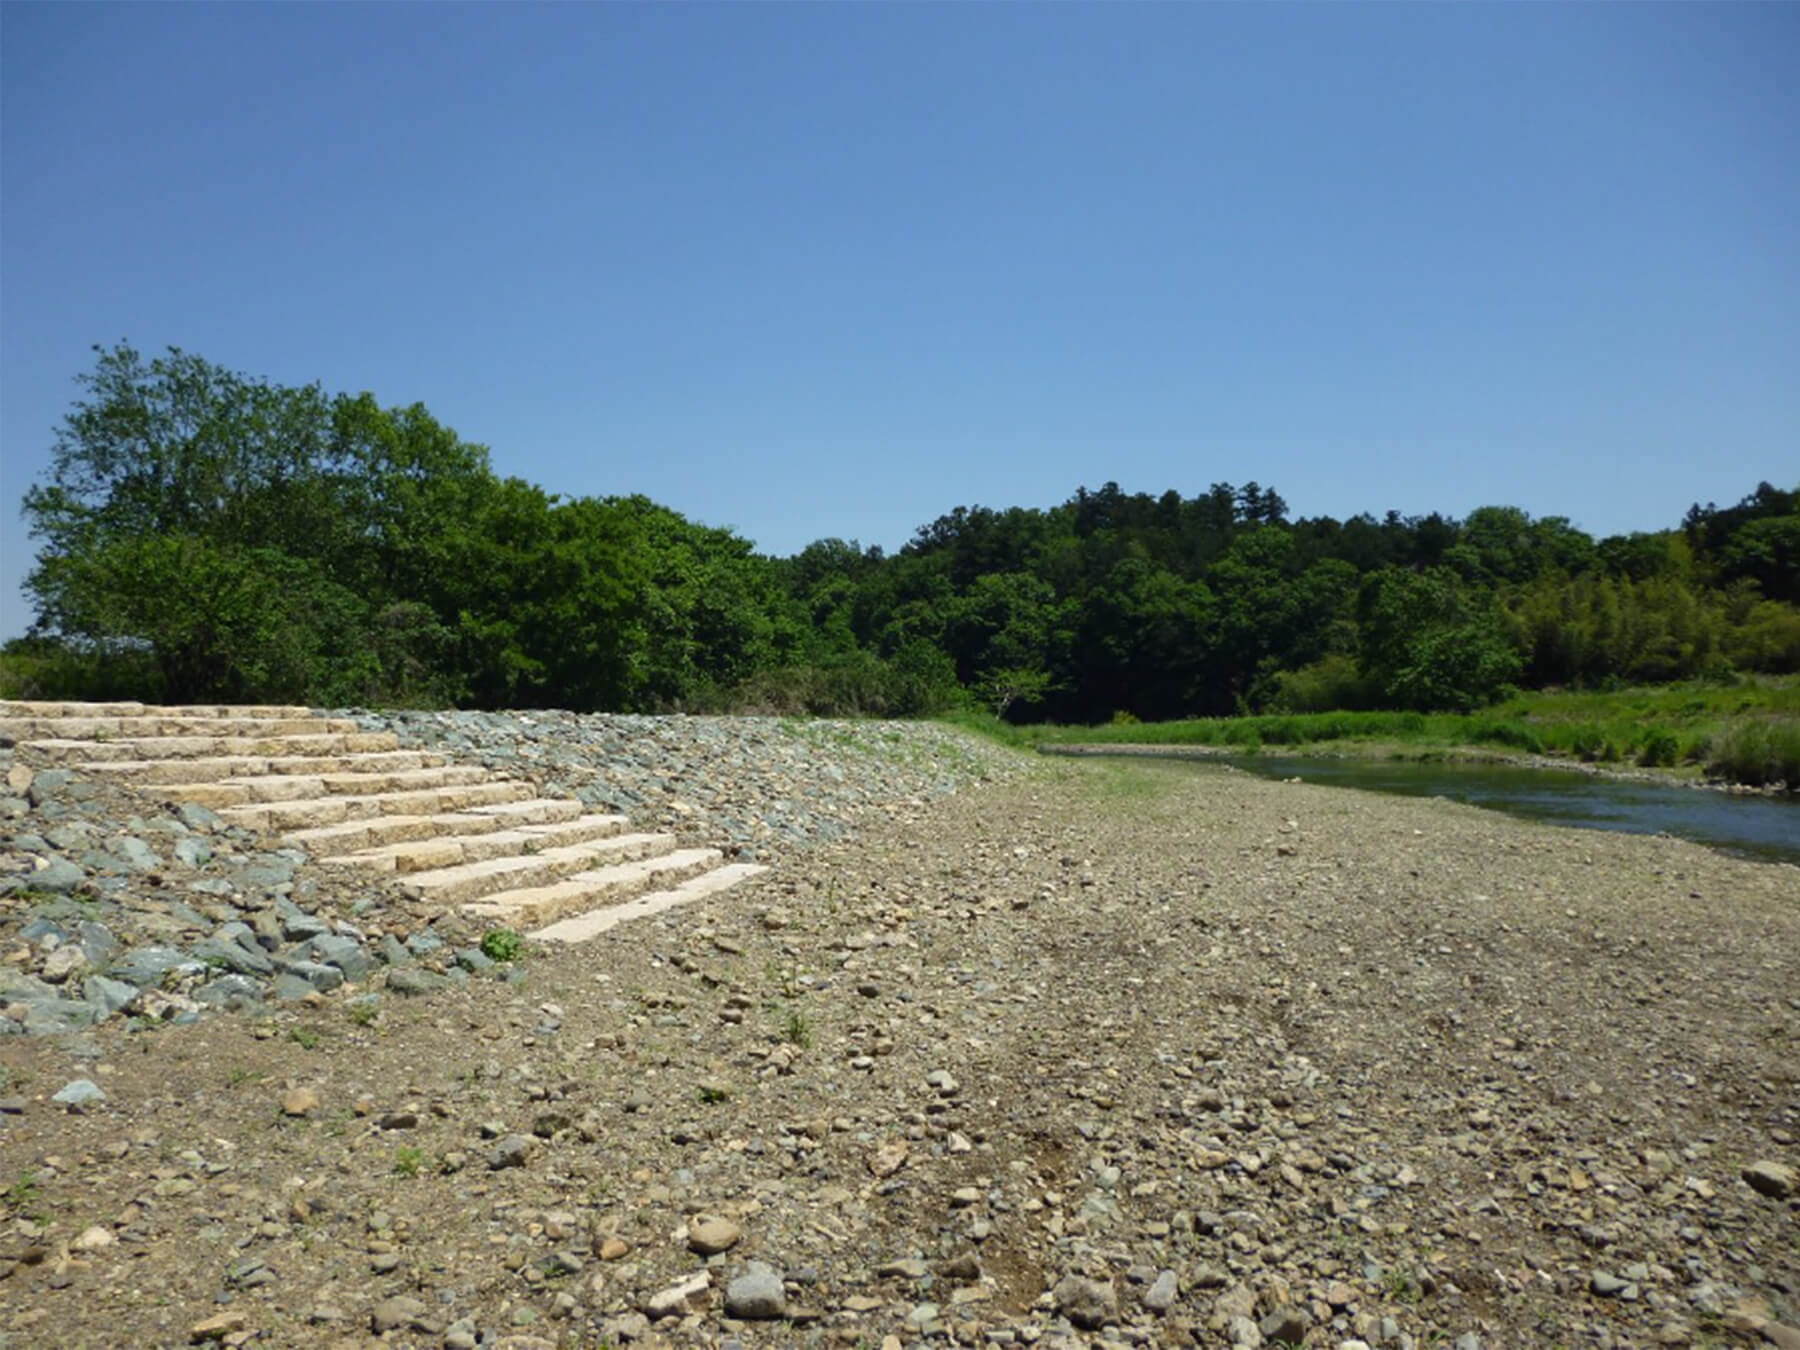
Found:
1144,752 -> 1800,866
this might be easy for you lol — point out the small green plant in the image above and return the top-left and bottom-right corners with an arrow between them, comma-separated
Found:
392,1144 -> 425,1178
1381,1267 -> 1421,1305
289,1027 -> 321,1050
3,1172 -> 41,1212
780,1006 -> 813,1049
227,1067 -> 266,1086
345,999 -> 380,1028
481,927 -> 525,962
698,1084 -> 729,1104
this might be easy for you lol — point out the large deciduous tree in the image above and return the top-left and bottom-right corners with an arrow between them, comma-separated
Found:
1358,567 -> 1521,711
24,344 -> 499,703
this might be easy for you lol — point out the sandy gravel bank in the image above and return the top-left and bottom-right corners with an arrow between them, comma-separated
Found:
1,742 -> 1796,1350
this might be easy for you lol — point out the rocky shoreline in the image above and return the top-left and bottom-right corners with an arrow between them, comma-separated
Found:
1,717 -> 1796,1350
344,710 -> 1021,862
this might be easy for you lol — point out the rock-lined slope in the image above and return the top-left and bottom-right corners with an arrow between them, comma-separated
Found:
6,700 -> 765,938
1,705 -> 1012,1035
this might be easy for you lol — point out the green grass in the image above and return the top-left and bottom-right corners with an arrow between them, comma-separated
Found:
3,1172 -> 41,1213
392,1144 -> 426,1178
942,675 -> 1800,790
777,1006 -> 813,1049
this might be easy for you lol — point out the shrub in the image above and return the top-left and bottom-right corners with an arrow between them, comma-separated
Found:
1706,719 -> 1800,788
1264,653 -> 1380,714
480,928 -> 524,962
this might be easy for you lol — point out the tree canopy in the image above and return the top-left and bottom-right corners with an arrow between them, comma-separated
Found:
16,343 -> 1800,717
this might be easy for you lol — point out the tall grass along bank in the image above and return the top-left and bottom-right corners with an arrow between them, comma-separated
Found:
946,676 -> 1800,792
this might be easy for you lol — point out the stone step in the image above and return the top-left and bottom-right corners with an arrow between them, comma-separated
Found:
5,702 -> 771,944
85,750 -> 448,784
319,813 -> 632,875
0,715 -> 359,740
0,701 -> 313,719
462,848 -> 727,928
279,799 -> 586,855
219,779 -> 538,832
529,862 -> 770,943
23,731 -> 401,763
152,764 -> 494,808
403,833 -> 677,905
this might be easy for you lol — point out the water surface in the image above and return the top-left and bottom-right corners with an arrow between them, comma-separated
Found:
1168,752 -> 1800,865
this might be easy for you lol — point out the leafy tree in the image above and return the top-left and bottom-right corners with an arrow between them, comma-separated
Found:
33,532 -> 374,702
1719,514 -> 1800,604
1358,567 -> 1521,711
979,665 -> 1058,720
22,343 -> 503,705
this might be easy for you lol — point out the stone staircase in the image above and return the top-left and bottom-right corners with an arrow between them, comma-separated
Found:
0,700 -> 766,942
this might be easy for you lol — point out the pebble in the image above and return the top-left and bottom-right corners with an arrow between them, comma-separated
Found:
1261,1308 -> 1310,1344
688,1215 -> 743,1255
72,1225 -> 115,1251
1143,1269 -> 1179,1314
188,1310 -> 248,1342
52,1078 -> 105,1110
1591,1271 -> 1638,1299
370,1295 -> 430,1332
725,1261 -> 787,1319
1743,1160 -> 1796,1200
1054,1274 -> 1117,1330
280,1086 -> 320,1117
486,1134 -> 535,1169
646,1271 -> 711,1319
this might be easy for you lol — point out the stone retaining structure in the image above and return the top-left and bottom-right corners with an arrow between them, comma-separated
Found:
2,700 -> 767,939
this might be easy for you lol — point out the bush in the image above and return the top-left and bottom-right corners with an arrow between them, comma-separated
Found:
1705,719 -> 1800,788
0,636 -> 163,702
480,928 -> 525,962
720,645 -> 969,719
1637,728 -> 1681,767
1264,653 -> 1380,713
1466,718 -> 1543,753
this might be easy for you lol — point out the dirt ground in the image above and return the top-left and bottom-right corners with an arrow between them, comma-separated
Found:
2,755 -> 1796,1350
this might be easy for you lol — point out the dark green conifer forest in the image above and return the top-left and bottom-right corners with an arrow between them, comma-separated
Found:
11,345 -> 1800,720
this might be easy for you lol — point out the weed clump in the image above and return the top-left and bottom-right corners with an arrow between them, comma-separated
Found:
480,927 -> 525,962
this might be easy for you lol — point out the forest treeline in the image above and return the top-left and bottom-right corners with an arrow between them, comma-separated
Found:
10,344 -> 1800,720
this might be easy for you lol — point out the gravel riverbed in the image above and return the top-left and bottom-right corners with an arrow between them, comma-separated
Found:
0,716 -> 1796,1350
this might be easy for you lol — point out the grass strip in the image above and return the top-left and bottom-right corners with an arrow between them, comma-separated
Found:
941,676 -> 1800,790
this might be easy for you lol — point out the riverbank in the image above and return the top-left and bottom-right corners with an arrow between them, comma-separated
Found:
2,721 -> 1797,1349
1034,736 -> 1786,796
947,676 -> 1800,794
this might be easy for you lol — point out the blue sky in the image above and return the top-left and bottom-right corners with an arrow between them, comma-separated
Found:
3,2 -> 1797,640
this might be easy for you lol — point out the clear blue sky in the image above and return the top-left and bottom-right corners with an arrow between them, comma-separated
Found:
3,2 -> 1797,640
